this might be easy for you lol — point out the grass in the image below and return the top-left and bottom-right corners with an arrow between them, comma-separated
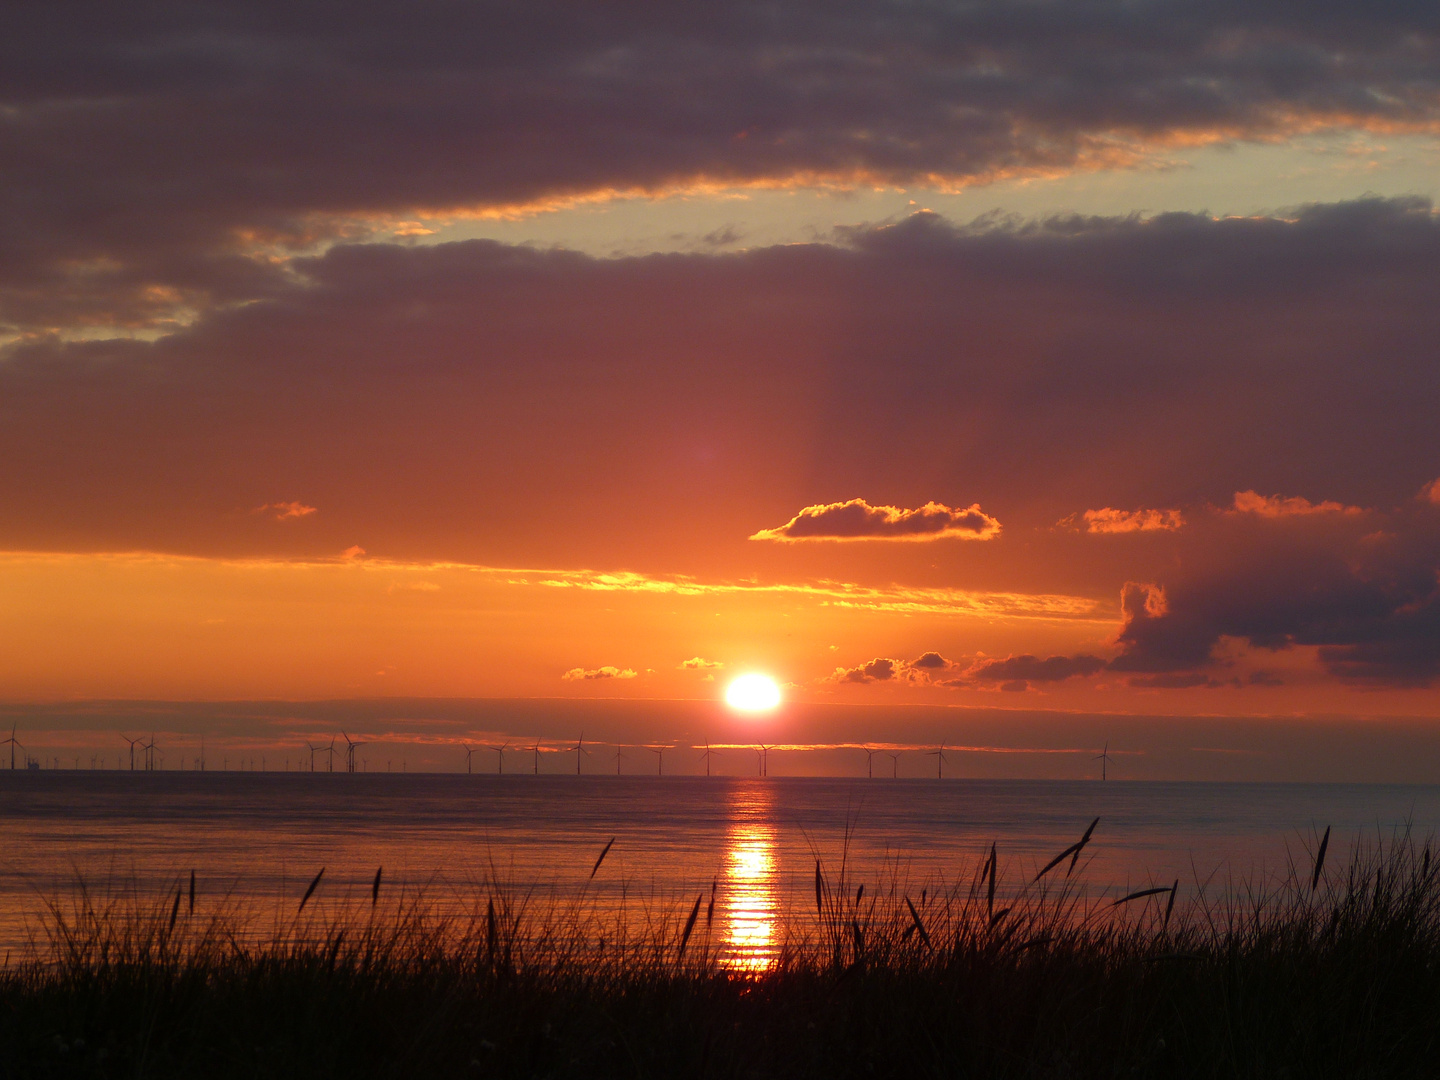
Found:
3,828 -> 1440,1078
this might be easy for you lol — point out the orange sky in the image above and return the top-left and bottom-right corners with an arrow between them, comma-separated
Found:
4,2 -> 1440,777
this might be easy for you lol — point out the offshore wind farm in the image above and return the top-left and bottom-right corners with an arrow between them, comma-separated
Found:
6,0 -> 1440,1072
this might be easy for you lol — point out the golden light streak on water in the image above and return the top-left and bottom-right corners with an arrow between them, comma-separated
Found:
722,783 -> 779,971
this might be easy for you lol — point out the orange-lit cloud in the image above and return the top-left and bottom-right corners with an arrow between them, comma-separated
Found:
1067,507 -> 1184,533
255,501 -> 318,521
828,657 -> 900,683
1230,490 -> 1363,517
521,568 -> 1099,621
680,657 -> 724,670
562,666 -> 638,681
751,499 -> 1000,543
1421,478 -> 1440,506
828,652 -> 954,685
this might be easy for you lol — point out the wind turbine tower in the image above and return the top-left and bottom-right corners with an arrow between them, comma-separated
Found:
927,744 -> 949,779
1095,742 -> 1114,781
2,726 -> 22,770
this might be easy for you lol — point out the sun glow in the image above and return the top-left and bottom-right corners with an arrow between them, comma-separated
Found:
725,673 -> 782,711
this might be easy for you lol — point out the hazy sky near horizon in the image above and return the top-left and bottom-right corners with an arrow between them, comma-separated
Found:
3,1 -> 1440,773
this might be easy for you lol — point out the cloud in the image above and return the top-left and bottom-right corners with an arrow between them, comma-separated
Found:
255,501 -> 317,521
966,654 -> 1107,684
1231,491 -> 1363,517
1108,506 -> 1440,687
562,666 -> 638,681
680,657 -> 723,670
1067,507 -> 1184,534
9,4 -> 1440,333
4,197 -> 1440,594
830,657 -> 899,684
751,499 -> 1000,542
829,652 -> 967,684
831,650 -> 1110,692
524,570 -> 1097,620
908,651 -> 952,671
1422,479 -> 1440,506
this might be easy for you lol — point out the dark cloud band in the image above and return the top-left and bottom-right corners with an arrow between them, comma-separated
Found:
5,1 -> 1440,330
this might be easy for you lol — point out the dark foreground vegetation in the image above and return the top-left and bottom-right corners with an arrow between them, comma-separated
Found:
3,830 -> 1439,1078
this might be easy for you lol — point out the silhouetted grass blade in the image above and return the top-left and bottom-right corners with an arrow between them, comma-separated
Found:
1312,825 -> 1332,891
1113,886 -> 1173,906
298,867 -> 324,912
678,894 -> 702,959
590,837 -> 616,879
905,896 -> 931,950
1069,817 -> 1100,876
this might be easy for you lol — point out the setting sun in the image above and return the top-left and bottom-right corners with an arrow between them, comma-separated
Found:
725,673 -> 782,712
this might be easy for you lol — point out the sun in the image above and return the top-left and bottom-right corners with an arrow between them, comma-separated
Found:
725,673 -> 782,712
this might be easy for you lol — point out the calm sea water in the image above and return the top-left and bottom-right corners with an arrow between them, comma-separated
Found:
2,773 -> 1439,961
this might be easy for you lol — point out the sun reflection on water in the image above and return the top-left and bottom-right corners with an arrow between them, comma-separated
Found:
722,784 -> 779,972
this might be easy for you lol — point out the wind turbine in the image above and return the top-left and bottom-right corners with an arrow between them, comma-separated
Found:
1095,742 -> 1113,781
614,745 -> 627,775
863,746 -> 878,778
927,744 -> 948,779
566,733 -> 590,775
463,744 -> 480,774
491,741 -> 509,774
887,751 -> 901,778
306,742 -> 322,772
531,741 -> 541,775
324,737 -> 337,773
121,733 -> 142,771
757,744 -> 773,777
699,742 -> 718,777
342,732 -> 365,773
2,725 -> 22,770
648,745 -> 667,776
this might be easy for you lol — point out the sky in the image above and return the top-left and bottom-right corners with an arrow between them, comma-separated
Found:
3,1 -> 1440,776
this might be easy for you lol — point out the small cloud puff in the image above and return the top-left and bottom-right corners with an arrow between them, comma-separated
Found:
679,657 -> 724,670
255,501 -> 317,521
751,499 -> 1000,542
562,666 -> 638,681
1421,478 -> 1440,506
1064,507 -> 1184,533
1230,490 -> 1362,517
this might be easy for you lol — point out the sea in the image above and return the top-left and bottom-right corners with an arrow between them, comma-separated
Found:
2,773 -> 1439,963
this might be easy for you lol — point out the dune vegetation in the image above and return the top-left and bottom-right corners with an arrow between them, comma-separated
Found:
3,827 -> 1439,1077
